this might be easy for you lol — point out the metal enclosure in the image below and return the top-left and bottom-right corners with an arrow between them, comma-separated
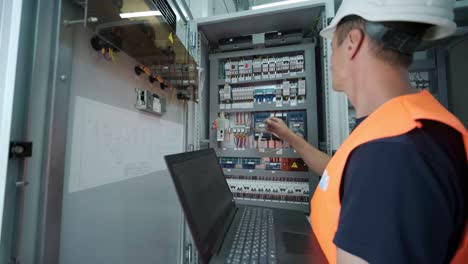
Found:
195,2 -> 335,219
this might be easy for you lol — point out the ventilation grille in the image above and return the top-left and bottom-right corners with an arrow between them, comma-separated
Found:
152,0 -> 177,31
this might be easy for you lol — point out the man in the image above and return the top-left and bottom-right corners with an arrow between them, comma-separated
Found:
265,0 -> 468,263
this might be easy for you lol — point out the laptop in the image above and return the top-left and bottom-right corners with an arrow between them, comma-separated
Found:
165,149 -> 326,264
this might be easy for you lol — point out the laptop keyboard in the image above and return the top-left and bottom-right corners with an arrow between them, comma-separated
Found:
226,207 -> 276,264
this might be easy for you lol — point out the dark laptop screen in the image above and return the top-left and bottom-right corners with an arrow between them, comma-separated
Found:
165,149 -> 235,263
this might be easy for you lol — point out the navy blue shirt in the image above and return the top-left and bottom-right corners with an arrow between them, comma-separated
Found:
334,117 -> 468,263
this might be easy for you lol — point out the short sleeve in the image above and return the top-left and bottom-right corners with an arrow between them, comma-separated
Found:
333,140 -> 457,264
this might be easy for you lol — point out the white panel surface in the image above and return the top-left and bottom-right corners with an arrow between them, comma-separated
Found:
68,96 -> 183,193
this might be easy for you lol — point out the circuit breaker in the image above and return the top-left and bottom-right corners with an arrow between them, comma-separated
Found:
288,111 -> 307,138
254,112 -> 271,140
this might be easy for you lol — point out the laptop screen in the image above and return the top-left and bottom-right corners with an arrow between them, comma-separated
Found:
165,149 -> 235,263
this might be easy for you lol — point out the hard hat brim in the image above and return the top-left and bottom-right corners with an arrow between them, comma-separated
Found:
320,11 -> 457,41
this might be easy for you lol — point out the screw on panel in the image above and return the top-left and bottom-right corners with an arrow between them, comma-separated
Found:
15,181 -> 29,187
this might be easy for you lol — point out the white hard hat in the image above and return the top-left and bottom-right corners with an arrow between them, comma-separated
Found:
321,0 -> 457,41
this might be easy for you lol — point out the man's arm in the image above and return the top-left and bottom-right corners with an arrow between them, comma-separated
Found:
264,117 -> 330,175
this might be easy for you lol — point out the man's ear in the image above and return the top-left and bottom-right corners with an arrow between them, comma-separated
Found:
346,28 -> 365,60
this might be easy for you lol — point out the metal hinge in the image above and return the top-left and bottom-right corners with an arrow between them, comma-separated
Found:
9,141 -> 32,159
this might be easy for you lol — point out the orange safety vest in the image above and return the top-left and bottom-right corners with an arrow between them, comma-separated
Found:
310,90 -> 468,264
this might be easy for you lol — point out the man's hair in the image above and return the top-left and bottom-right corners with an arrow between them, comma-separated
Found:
335,15 -> 430,67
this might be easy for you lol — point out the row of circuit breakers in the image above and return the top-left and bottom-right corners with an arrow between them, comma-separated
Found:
220,157 -> 307,172
226,179 -> 310,203
221,55 -> 304,83
219,79 -> 306,109
215,111 -> 306,147
215,111 -> 310,204
222,157 -> 310,203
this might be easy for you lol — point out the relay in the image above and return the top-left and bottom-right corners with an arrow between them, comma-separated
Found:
254,112 -> 271,140
288,111 -> 307,138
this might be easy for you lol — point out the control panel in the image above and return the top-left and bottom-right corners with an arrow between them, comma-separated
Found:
210,44 -> 318,212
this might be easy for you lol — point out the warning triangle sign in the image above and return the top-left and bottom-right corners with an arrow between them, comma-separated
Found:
291,162 -> 298,169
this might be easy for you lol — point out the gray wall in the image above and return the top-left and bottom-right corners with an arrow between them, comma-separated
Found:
212,0 -> 236,15
448,39 -> 468,127
186,0 -> 209,18
59,26 -> 185,264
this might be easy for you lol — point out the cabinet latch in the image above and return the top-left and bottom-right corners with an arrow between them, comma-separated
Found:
9,141 -> 32,159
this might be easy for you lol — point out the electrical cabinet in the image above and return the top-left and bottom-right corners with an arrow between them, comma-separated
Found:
209,43 -> 319,213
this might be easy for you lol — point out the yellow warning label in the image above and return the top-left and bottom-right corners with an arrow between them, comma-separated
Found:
168,32 -> 174,44
291,162 -> 298,169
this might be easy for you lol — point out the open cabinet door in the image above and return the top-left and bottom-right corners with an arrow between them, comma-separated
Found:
0,0 -> 28,263
1,0 -> 67,263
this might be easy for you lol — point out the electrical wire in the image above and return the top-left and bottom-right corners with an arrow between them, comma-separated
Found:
234,135 -> 239,148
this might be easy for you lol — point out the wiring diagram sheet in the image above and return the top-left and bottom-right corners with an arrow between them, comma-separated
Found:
67,96 -> 183,193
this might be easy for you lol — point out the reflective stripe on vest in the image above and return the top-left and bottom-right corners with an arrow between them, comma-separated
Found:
310,90 -> 468,264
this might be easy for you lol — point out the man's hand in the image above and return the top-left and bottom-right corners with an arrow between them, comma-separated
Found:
265,117 -> 331,175
264,117 -> 292,140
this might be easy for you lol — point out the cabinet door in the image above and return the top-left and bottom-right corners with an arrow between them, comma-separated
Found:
0,0 -> 30,263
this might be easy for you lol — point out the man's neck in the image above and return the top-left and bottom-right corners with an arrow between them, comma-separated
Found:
348,63 -> 415,118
